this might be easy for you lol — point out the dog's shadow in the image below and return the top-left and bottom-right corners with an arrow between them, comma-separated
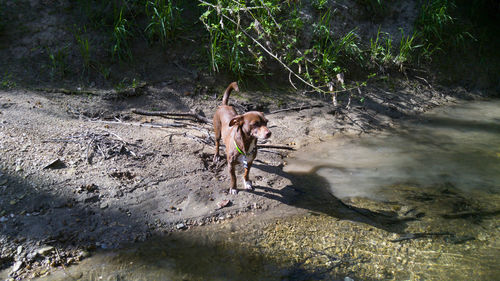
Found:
248,162 -> 412,234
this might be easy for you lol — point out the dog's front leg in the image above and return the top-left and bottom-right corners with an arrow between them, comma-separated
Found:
242,157 -> 254,190
228,161 -> 238,195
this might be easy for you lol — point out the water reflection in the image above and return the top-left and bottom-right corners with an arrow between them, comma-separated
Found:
285,100 -> 500,199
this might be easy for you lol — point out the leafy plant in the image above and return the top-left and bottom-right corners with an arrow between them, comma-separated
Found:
0,72 -> 16,89
415,0 -> 474,61
307,9 -> 363,84
395,29 -> 420,71
73,26 -> 92,73
111,7 -> 132,62
47,46 -> 70,78
369,27 -> 393,67
312,0 -> 329,10
145,0 -> 183,48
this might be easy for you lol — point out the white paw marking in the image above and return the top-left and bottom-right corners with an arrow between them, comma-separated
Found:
244,181 -> 253,190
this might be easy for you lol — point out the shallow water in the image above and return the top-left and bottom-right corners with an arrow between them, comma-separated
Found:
30,100 -> 500,281
285,100 -> 500,199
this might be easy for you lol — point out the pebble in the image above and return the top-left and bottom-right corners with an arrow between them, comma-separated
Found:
0,216 -> 7,222
78,250 -> 90,258
176,223 -> 187,230
11,261 -> 23,273
100,202 -> 108,209
16,245 -> 23,256
37,246 -> 54,256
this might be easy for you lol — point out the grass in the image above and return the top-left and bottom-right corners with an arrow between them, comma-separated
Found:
0,72 -> 16,89
415,0 -> 475,61
73,26 -> 92,73
145,0 -> 183,49
111,7 -> 132,62
47,46 -> 70,79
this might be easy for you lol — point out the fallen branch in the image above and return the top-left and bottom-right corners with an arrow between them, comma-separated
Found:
34,87 -> 99,96
390,232 -> 452,242
89,119 -> 186,129
257,144 -> 295,151
132,109 -> 210,124
441,210 -> 500,219
268,104 -> 325,114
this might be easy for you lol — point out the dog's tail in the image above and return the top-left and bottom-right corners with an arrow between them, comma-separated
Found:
222,82 -> 239,106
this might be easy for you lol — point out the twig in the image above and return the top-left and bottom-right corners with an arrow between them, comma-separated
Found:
132,109 -> 210,123
390,232 -> 452,242
268,104 -> 325,114
257,144 -> 295,151
34,87 -> 99,96
414,75 -> 434,89
441,210 -> 500,219
89,119 -> 186,129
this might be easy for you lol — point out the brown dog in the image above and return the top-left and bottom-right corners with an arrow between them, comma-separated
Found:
213,82 -> 272,194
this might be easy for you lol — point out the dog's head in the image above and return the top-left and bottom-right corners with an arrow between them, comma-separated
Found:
229,111 -> 271,140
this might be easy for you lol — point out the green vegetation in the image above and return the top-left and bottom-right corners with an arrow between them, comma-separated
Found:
145,0 -> 183,49
111,7 -> 133,62
1,72 -> 16,89
415,0 -> 474,60
47,46 -> 70,79
73,26 -> 92,73
3,0 -> 494,92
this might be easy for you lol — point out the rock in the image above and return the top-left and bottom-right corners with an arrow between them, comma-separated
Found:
15,165 -> 23,172
100,202 -> 108,209
217,199 -> 231,209
78,250 -> 90,259
176,223 -> 187,230
43,159 -> 66,169
37,246 -> 54,256
11,261 -> 23,274
83,194 -> 99,203
16,245 -> 23,256
345,277 -> 355,281
0,216 -> 8,222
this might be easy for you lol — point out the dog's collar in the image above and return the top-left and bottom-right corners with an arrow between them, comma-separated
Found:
233,138 -> 255,157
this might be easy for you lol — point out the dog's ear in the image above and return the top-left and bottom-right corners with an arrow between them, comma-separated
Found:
229,115 -> 244,127
259,112 -> 268,123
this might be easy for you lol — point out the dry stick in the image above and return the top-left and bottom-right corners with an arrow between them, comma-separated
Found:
257,144 -> 295,151
89,119 -> 186,129
268,104 -> 325,115
414,75 -> 434,89
34,87 -> 99,96
132,109 -> 210,124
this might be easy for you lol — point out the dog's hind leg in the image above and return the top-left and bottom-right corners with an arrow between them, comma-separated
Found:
213,118 -> 222,163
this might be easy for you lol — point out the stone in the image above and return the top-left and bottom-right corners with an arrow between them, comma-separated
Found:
78,250 -> 90,258
37,246 -> 54,256
11,261 -> 23,273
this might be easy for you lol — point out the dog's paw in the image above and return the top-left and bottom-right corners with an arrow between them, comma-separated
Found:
228,188 -> 238,195
244,181 -> 254,190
